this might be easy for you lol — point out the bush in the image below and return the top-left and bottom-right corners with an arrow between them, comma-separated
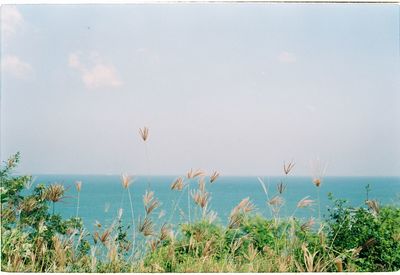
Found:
327,194 -> 400,271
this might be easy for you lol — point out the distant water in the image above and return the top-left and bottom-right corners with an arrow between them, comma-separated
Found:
28,175 -> 400,231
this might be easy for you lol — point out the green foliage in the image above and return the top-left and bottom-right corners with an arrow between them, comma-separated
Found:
327,194 -> 400,271
1,153 -> 399,272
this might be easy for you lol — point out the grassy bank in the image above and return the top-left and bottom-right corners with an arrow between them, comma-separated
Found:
1,153 -> 399,272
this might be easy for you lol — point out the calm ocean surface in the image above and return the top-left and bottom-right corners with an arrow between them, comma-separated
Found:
28,175 -> 400,230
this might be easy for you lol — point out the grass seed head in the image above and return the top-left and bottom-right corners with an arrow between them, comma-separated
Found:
210,171 -> 220,183
139,127 -> 149,142
121,173 -> 133,189
297,196 -> 315,208
75,181 -> 82,192
44,184 -> 65,202
283,161 -> 295,175
171,177 -> 184,191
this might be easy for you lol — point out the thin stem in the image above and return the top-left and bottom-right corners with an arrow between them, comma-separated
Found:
127,187 -> 136,255
144,142 -> 151,190
76,193 -> 80,218
168,187 -> 187,224
187,181 -> 191,223
317,187 -> 321,223
52,202 -> 55,215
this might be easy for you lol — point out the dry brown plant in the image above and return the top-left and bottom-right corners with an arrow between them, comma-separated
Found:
210,171 -> 220,183
143,191 -> 160,215
138,216 -> 154,236
283,161 -> 295,175
139,127 -> 149,142
171,177 -> 184,191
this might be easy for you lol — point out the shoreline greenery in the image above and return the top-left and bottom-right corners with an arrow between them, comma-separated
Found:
1,153 -> 399,272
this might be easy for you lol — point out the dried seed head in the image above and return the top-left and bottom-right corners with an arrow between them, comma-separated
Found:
297,196 -> 315,208
139,127 -> 149,142
160,223 -> 173,241
229,197 -> 255,228
366,200 -> 380,216
75,181 -> 82,192
283,161 -> 295,175
301,218 -> 315,231
158,210 -> 166,219
310,159 -> 327,188
191,189 -> 209,209
210,171 -> 220,183
121,173 -> 133,189
276,181 -> 286,194
45,184 -> 65,202
187,168 -> 204,179
171,177 -> 184,191
143,191 -> 160,215
20,197 -> 37,212
313,178 -> 321,187
268,195 -> 284,206
138,216 -> 154,236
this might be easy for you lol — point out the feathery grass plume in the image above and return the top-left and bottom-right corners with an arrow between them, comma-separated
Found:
121,173 -> 133,189
143,190 -> 160,215
138,216 -> 154,236
310,158 -> 328,187
45,184 -> 65,215
139,126 -> 149,142
24,175 -> 36,190
283,161 -> 295,175
301,218 -> 315,232
268,195 -> 284,206
210,171 -> 220,183
20,197 -> 38,212
297,196 -> 315,208
94,228 -> 112,245
158,210 -> 166,219
191,188 -> 210,210
75,181 -> 82,192
171,177 -> 184,191
159,223 -> 173,241
187,168 -> 204,179
229,197 -> 255,228
366,200 -> 380,216
276,181 -> 286,194
44,184 -> 65,203
52,235 -> 66,270
244,243 -> 258,262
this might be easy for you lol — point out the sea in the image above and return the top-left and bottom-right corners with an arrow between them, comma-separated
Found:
27,175 -> 400,232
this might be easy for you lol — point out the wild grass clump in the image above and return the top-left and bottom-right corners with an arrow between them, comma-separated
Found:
1,152 -> 399,272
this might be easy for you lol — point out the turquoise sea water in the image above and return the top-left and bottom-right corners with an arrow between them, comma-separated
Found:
28,175 -> 400,232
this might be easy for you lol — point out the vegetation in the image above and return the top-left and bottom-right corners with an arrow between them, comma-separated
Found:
1,128 -> 399,272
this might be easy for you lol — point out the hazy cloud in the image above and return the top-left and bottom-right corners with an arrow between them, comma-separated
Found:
278,51 -> 297,63
1,5 -> 24,40
1,55 -> 32,78
68,52 -> 122,90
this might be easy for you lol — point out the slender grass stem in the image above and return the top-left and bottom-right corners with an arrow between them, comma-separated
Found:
168,186 -> 187,224
187,181 -> 191,223
75,193 -> 80,218
127,187 -> 136,255
144,142 -> 151,190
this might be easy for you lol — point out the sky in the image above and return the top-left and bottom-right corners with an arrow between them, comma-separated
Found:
1,4 -> 399,176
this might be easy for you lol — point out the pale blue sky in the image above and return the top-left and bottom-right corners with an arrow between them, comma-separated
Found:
1,4 -> 399,176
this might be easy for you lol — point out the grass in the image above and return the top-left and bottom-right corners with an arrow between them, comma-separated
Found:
1,130 -> 399,272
